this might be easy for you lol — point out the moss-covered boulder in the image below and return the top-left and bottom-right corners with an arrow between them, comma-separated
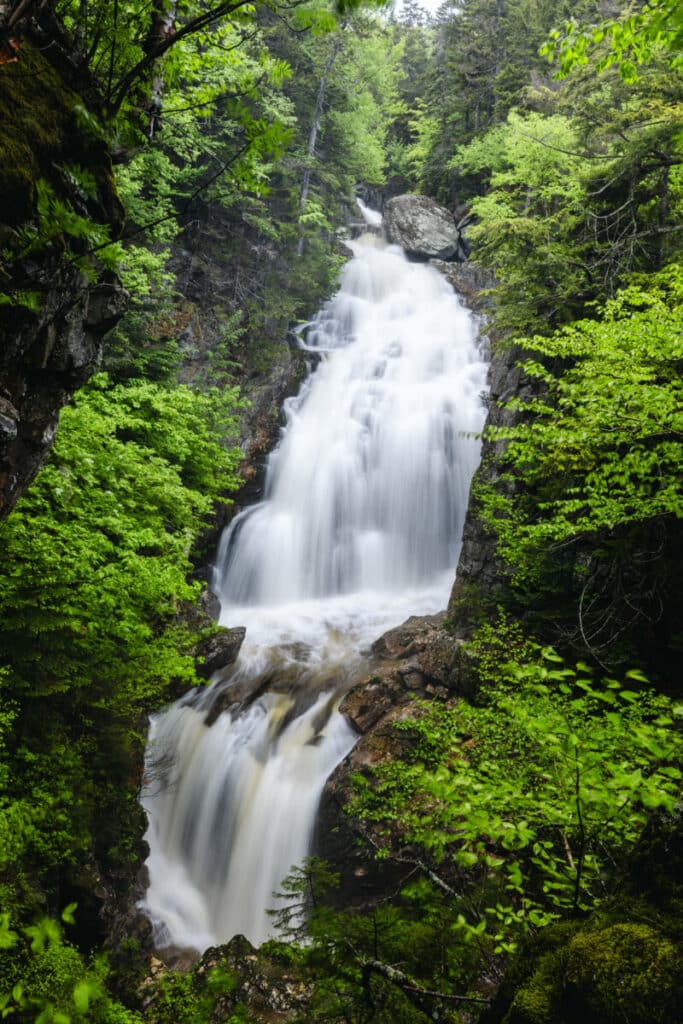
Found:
562,923 -> 681,1024
494,920 -> 682,1024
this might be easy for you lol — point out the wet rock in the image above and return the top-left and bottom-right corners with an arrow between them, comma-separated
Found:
430,260 -> 495,313
448,340 -> 533,623
365,613 -> 478,698
315,612 -> 478,910
370,612 -> 446,660
384,194 -> 463,261
0,397 -> 19,442
336,234 -> 355,260
0,265 -> 128,519
85,279 -> 129,331
194,626 -> 246,679
199,587 -> 222,623
142,935 -> 312,1023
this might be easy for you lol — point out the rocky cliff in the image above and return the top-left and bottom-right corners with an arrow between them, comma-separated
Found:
0,35 -> 127,518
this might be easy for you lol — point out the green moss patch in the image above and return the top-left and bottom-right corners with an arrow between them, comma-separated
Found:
0,44 -> 120,229
563,923 -> 682,1024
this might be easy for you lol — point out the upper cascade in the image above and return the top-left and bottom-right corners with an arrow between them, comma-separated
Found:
216,235 -> 487,613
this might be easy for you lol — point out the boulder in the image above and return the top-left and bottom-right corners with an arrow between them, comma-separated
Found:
194,626 -> 246,679
384,194 -> 462,260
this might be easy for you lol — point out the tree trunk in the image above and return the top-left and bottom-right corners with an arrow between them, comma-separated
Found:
361,959 -> 490,1022
296,31 -> 344,256
144,1 -> 178,139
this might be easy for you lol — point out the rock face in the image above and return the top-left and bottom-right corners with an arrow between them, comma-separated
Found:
0,39 -> 127,519
384,194 -> 463,261
448,338 -> 535,623
315,613 -> 480,908
429,259 -> 495,312
0,270 -> 128,518
168,206 -> 310,577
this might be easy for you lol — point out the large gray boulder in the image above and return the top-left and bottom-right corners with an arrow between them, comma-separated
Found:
384,194 -> 461,260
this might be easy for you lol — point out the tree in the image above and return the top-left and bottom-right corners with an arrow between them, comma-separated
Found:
450,47 -> 683,332
479,267 -> 683,667
0,375 -> 243,899
351,644 -> 682,952
544,0 -> 683,80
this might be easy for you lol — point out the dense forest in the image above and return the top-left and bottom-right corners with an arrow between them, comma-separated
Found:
0,1 -> 681,1023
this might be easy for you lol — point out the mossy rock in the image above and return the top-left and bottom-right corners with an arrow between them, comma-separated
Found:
561,922 -> 682,1024
489,918 -> 682,1024
0,43 -> 121,229
504,985 -> 554,1024
495,923 -> 578,1024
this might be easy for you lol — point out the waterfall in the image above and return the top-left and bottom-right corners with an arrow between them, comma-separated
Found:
140,209 -> 488,952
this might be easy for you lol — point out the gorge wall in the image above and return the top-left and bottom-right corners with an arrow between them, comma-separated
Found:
0,33 -> 127,518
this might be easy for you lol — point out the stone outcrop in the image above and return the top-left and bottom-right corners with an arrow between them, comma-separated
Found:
194,626 -> 246,679
429,259 -> 495,313
315,613 -> 481,908
139,935 -> 312,1022
0,269 -> 128,518
448,337 -> 538,623
384,194 -> 465,261
167,206 -> 310,578
428,255 -> 530,623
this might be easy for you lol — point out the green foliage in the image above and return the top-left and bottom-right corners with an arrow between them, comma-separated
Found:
0,41 -> 122,296
14,180 -> 119,278
399,0 -> 597,200
455,110 -> 589,330
543,0 -> 683,79
351,646 -> 682,954
0,376 -> 242,703
0,907 -> 144,1024
486,269 -> 683,552
270,859 -> 481,1023
454,74 -> 683,331
0,375 -> 242,895
476,267 -> 683,665
148,966 -> 238,1024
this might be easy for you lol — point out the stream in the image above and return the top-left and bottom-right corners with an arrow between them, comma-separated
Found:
139,202 -> 488,951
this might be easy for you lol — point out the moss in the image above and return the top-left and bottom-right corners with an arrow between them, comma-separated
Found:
0,46 -> 72,224
562,923 -> 682,1024
0,43 -> 122,231
505,984 -> 554,1024
486,910 -> 682,1024
495,923 -> 578,1024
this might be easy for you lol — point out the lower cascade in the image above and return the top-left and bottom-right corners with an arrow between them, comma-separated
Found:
140,212 -> 488,952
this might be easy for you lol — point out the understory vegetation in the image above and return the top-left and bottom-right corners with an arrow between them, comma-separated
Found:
0,0 -> 681,1022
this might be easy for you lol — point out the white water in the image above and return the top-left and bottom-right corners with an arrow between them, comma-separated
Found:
140,209 -> 488,952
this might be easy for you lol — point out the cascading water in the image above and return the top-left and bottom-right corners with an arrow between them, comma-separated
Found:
140,204 -> 488,952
